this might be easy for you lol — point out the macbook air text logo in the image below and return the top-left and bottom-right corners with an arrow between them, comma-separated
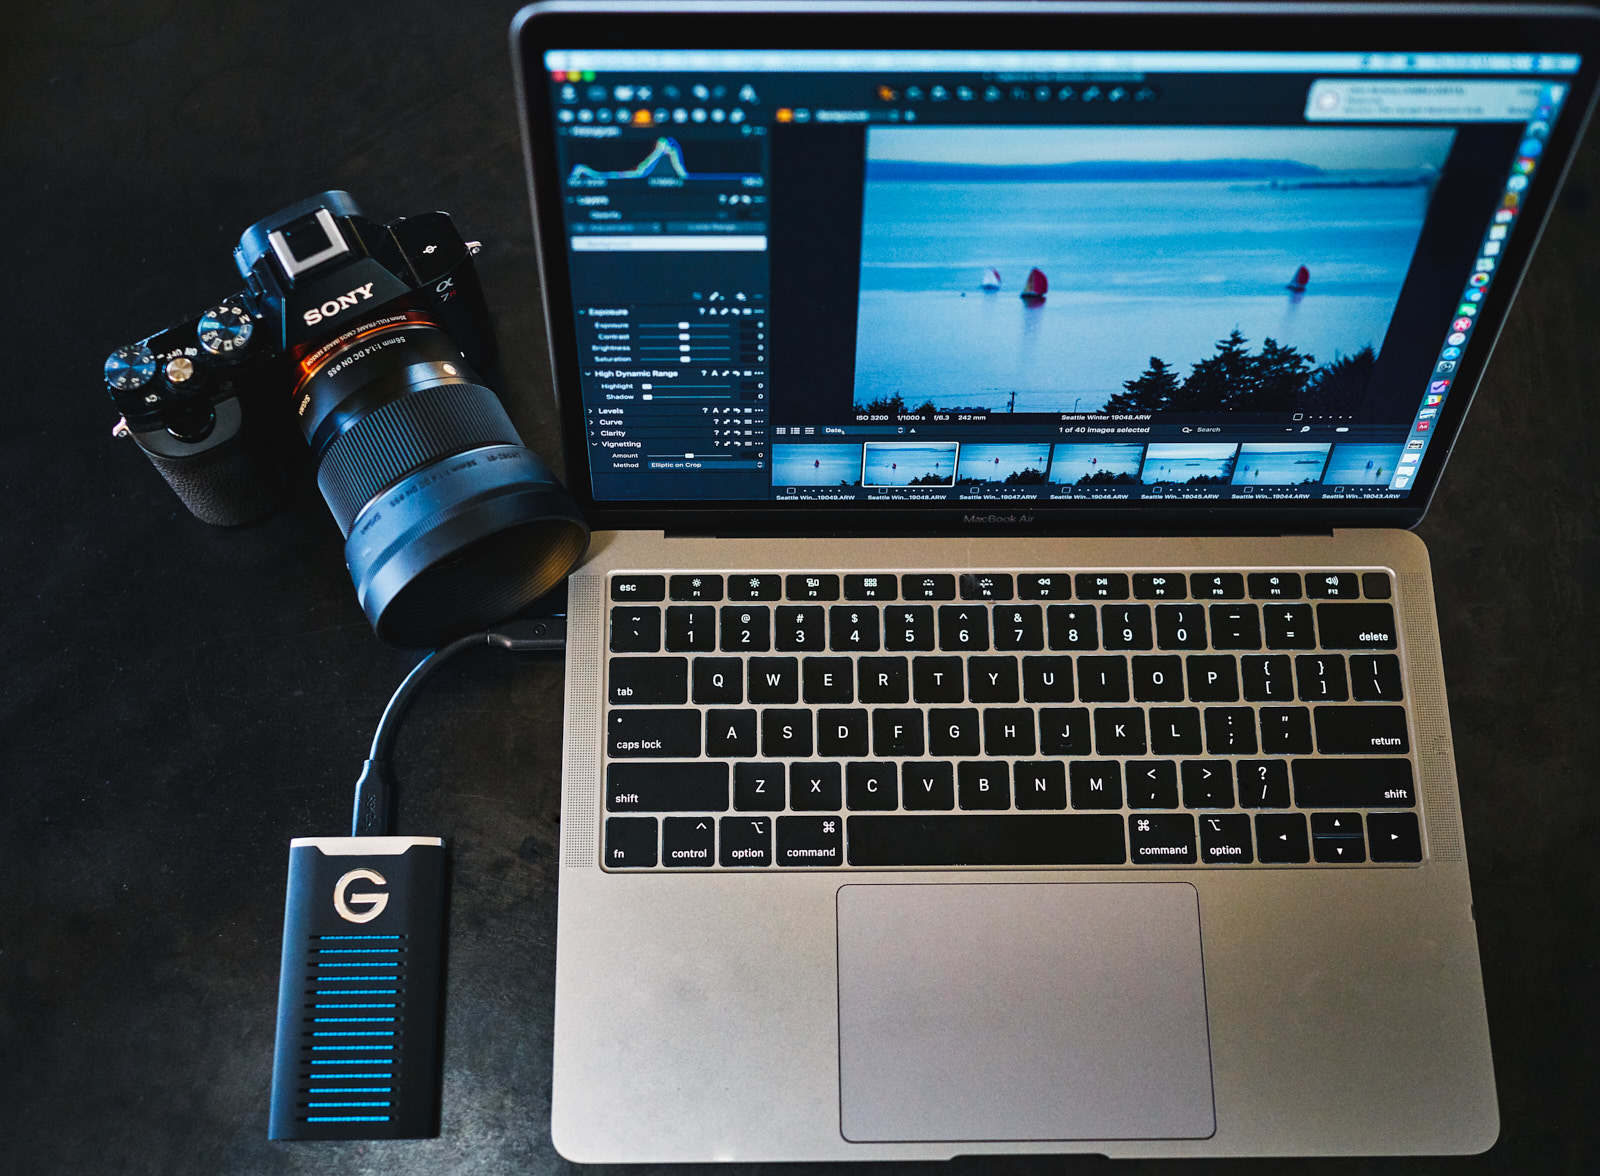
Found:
333,867 -> 389,923
963,512 -> 1035,525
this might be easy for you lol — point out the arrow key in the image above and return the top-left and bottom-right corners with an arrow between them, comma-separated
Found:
662,816 -> 716,868
1367,812 -> 1423,863
1255,813 -> 1309,863
1310,811 -> 1366,863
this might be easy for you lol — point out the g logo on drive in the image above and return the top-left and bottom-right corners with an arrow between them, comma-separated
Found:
333,868 -> 390,923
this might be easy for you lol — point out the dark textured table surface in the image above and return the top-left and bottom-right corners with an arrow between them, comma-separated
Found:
3,3 -> 1596,1173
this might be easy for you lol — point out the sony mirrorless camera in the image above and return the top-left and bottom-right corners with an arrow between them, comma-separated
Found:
104,191 -> 587,646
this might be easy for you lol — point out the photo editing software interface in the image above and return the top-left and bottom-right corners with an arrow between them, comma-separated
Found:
543,49 -> 1580,505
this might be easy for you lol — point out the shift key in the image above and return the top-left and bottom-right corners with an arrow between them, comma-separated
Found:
608,709 -> 701,757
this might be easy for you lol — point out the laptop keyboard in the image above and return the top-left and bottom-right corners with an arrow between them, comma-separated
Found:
600,569 -> 1422,870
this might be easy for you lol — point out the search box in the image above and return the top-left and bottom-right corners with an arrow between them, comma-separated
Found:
1305,80 -> 1544,122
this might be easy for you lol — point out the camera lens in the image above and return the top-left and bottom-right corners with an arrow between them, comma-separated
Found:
294,311 -> 587,646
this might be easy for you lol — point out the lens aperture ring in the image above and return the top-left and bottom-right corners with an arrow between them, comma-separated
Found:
316,380 -> 522,536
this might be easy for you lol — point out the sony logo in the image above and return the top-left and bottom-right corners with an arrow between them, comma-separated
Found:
963,512 -> 1036,525
302,282 -> 376,326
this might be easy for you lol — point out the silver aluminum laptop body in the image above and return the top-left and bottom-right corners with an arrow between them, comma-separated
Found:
512,2 -> 1600,1161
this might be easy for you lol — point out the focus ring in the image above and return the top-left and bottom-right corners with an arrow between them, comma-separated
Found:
316,381 -> 521,536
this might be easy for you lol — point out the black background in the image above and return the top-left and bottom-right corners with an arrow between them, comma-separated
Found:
2,2 -> 1597,1173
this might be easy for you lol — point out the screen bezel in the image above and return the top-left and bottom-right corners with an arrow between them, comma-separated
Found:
513,1 -> 1600,536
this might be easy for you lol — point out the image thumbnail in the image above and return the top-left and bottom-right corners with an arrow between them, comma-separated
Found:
1048,443 -> 1146,486
772,443 -> 862,487
853,125 -> 1453,417
1231,443 -> 1332,485
862,442 -> 959,487
956,443 -> 1051,485
1140,443 -> 1239,486
1323,443 -> 1404,485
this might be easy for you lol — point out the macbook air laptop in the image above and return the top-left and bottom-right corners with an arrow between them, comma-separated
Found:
510,2 -> 1599,1161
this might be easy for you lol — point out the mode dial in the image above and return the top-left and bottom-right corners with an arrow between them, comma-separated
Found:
104,343 -> 158,392
198,302 -> 254,356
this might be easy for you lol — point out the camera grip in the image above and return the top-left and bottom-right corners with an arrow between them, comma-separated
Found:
139,432 -> 281,526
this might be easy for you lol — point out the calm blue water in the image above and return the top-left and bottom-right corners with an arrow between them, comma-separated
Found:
1141,443 -> 1238,484
1232,444 -> 1332,485
772,444 -> 861,486
862,442 -> 958,486
855,180 -> 1435,412
1048,443 -> 1147,484
957,443 -> 1051,482
1323,443 -> 1404,485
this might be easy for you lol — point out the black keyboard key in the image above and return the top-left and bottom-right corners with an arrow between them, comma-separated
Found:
830,606 -> 881,652
693,657 -> 743,704
1361,571 -> 1393,599
790,762 -> 842,811
1311,812 -> 1365,863
1127,760 -> 1179,808
912,656 -> 965,702
846,814 -> 1126,866
1259,706 -> 1313,754
858,656 -> 910,703
761,710 -> 813,757
802,656 -> 854,703
1241,654 -> 1293,701
1204,707 -> 1257,754
608,709 -> 701,758
719,816 -> 772,867
1132,655 -> 1184,702
960,573 -> 1013,600
1248,572 -> 1301,600
993,604 -> 1045,651
728,573 -> 782,601
968,656 -> 1020,702
846,763 -> 899,810
1350,654 -> 1404,702
1077,655 -> 1130,702
785,573 -> 839,601
1255,813 -> 1310,863
873,709 -> 925,756
1315,603 -> 1398,649
1191,572 -> 1244,599
1155,604 -> 1207,650
937,605 -> 990,651
604,817 -> 657,868
885,605 -> 936,651
1307,572 -> 1360,599
901,762 -> 955,810
609,656 -> 687,705
747,656 -> 799,704
983,708 -> 1036,755
719,605 -> 770,652
606,762 -> 728,812
1313,706 -> 1410,755
1128,813 -> 1196,864
1367,811 -> 1422,862
733,763 -> 784,811
1199,813 -> 1253,863
1018,573 -> 1071,599
1040,708 -> 1092,755
1263,604 -> 1316,650
1208,603 -> 1261,649
1102,604 -> 1154,650
816,708 -> 868,756
777,816 -> 843,866
1075,573 -> 1129,600
1021,656 -> 1074,702
1149,707 -> 1203,754
705,710 -> 757,758
1181,761 -> 1233,809
1238,760 -> 1291,808
611,574 -> 665,601
1187,656 -> 1239,701
1070,761 -> 1123,809
1046,604 -> 1098,650
669,574 -> 723,602
1094,708 -> 1147,755
958,762 -> 1011,810
1014,761 -> 1067,810
1133,573 -> 1186,599
774,605 -> 826,651
902,573 -> 956,601
662,816 -> 715,867
929,708 -> 980,756
844,573 -> 897,600
1295,654 -> 1348,701
664,605 -> 716,652
610,606 -> 661,652
1293,759 -> 1416,808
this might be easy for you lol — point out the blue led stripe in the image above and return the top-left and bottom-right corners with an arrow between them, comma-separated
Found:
313,990 -> 398,996
312,1031 -> 395,1037
312,962 -> 403,969
314,1003 -> 398,1009
312,1016 -> 397,1023
307,1101 -> 392,1108
307,1087 -> 394,1094
315,935 -> 401,940
305,1072 -> 393,1078
311,1045 -> 396,1051
307,1115 -> 390,1123
311,948 -> 402,955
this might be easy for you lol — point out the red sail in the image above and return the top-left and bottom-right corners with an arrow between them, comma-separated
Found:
1020,267 -> 1048,300
1288,264 -> 1310,291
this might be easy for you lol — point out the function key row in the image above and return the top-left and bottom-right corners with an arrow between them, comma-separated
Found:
611,571 -> 1392,603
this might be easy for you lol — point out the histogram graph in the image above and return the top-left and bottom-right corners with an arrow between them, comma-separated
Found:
566,137 -> 762,185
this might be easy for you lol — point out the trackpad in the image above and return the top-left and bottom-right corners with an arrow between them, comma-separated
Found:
837,883 -> 1214,1142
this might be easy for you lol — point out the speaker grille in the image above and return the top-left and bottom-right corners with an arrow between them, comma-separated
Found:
562,575 -> 603,868
1400,571 -> 1464,862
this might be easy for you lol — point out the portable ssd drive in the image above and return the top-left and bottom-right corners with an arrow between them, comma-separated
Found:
268,836 -> 447,1140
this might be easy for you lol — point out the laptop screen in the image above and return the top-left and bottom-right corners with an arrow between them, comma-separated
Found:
525,33 -> 1589,521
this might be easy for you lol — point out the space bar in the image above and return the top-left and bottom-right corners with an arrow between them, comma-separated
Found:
847,814 -> 1126,867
